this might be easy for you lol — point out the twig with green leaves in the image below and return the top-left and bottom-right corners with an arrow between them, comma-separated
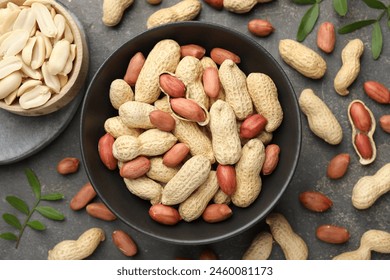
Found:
294,0 -> 390,59
0,168 -> 65,249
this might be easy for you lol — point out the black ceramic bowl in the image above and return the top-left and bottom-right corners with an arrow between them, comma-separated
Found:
80,22 -> 301,245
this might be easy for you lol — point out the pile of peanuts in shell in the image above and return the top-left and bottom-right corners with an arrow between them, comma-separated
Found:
99,39 -> 284,226
0,0 -> 77,109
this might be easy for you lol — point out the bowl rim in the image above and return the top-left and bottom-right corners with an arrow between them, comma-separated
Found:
80,21 -> 302,245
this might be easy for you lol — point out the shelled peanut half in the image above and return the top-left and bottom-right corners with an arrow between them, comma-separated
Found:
0,0 -> 77,109
98,39 -> 284,226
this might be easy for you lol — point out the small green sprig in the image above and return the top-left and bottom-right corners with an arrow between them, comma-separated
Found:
338,0 -> 389,59
0,168 -> 65,249
294,0 -> 390,60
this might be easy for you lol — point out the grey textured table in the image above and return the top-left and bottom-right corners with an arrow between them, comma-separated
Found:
0,0 -> 389,260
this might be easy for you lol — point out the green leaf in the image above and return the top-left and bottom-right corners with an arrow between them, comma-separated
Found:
6,196 -> 29,215
371,21 -> 383,60
297,3 -> 320,41
25,168 -> 41,200
2,213 -> 22,230
27,220 -> 46,231
0,232 -> 17,241
333,0 -> 348,16
362,0 -> 386,9
293,0 -> 316,4
41,193 -> 64,201
338,19 -> 376,34
36,206 -> 65,221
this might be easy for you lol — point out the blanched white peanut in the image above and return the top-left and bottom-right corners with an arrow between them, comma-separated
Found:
47,39 -> 70,75
18,85 -> 51,109
21,36 -> 36,65
0,71 -> 22,99
41,62 -> 60,93
30,34 -> 45,70
17,79 -> 42,97
12,7 -> 36,35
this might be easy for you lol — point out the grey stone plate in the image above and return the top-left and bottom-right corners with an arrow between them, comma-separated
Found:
0,93 -> 83,165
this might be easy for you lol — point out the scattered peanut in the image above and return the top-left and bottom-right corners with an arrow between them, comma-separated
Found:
299,191 -> 333,212
102,0 -> 134,26
48,228 -> 105,260
279,39 -> 326,79
57,157 -> 79,175
112,230 -> 138,257
316,224 -> 350,244
242,231 -> 273,260
266,212 -> 308,260
316,22 -> 336,54
334,39 -> 364,96
363,80 -> 390,104
333,230 -> 390,260
299,88 -> 343,145
70,182 -> 97,211
247,19 -> 274,37
223,0 -> 273,14
146,0 -> 202,29
351,163 -> 390,210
